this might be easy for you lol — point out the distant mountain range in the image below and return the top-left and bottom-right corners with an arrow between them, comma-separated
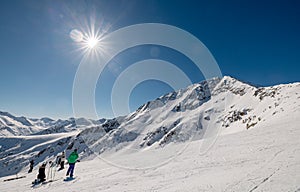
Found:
0,111 -> 106,137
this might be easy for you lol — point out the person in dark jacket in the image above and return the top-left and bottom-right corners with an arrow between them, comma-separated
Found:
55,154 -> 61,167
37,162 -> 47,182
66,149 -> 79,178
59,151 -> 65,170
28,160 -> 34,173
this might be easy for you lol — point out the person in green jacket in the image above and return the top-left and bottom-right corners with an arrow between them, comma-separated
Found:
66,149 -> 79,178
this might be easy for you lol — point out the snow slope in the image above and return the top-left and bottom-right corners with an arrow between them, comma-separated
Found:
0,76 -> 299,191
78,76 -> 300,158
0,113 -> 299,192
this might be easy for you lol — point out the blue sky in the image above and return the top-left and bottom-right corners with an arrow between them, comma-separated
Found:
0,0 -> 299,119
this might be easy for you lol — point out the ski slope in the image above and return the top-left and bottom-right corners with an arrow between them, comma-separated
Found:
0,76 -> 299,191
1,113 -> 299,192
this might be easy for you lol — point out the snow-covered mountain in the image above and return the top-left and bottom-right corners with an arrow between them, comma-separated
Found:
0,112 -> 105,137
0,111 -> 47,136
0,76 -> 299,190
79,76 -> 300,155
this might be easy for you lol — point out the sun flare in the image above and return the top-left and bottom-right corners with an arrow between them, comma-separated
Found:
69,15 -> 112,57
86,36 -> 99,49
70,26 -> 105,56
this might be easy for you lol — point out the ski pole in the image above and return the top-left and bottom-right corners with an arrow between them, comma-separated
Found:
47,164 -> 50,180
53,166 -> 56,180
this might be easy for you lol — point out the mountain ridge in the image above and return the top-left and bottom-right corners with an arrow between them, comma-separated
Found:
0,76 -> 299,177
1,75 -> 299,137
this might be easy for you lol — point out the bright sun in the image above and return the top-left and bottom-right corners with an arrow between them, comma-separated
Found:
86,36 -> 99,49
70,23 -> 105,55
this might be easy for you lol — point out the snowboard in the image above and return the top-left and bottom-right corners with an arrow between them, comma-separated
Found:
31,180 -> 44,188
63,176 -> 76,181
32,179 -> 41,185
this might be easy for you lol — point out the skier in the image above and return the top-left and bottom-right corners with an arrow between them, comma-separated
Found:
32,162 -> 47,184
37,162 -> 47,182
28,159 -> 34,173
58,152 -> 65,170
55,154 -> 61,167
66,149 -> 79,178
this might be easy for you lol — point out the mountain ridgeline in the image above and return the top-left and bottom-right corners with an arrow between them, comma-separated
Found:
0,76 -> 299,177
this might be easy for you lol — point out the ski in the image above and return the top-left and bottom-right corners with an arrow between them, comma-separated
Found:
31,178 -> 60,188
3,176 -> 26,182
